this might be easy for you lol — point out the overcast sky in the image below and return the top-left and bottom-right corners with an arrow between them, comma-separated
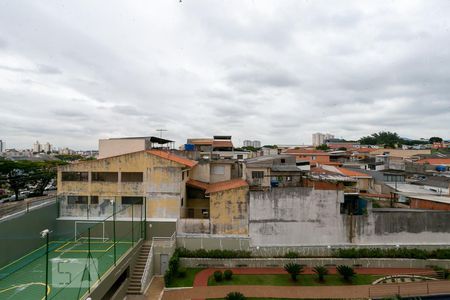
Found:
1,0 -> 449,150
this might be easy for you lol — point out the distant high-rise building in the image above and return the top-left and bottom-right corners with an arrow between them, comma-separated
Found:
0,140 -> 4,152
243,140 -> 261,148
33,140 -> 41,153
312,133 -> 334,146
43,142 -> 52,153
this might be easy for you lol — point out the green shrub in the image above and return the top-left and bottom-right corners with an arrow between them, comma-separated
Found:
164,269 -> 173,286
214,270 -> 223,282
284,263 -> 304,281
336,265 -> 356,281
284,251 -> 300,258
224,269 -> 233,280
225,291 -> 246,300
333,247 -> 450,260
177,267 -> 187,278
313,265 -> 328,282
432,266 -> 450,279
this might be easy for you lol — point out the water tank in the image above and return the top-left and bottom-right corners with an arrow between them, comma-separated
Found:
436,165 -> 446,172
184,144 -> 195,151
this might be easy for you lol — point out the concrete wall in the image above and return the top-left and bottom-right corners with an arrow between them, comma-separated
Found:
249,187 -> 346,246
0,203 -> 58,267
210,186 -> 249,235
180,257 -> 450,269
210,163 -> 232,183
191,162 -> 210,183
353,209 -> 450,244
98,138 -> 146,159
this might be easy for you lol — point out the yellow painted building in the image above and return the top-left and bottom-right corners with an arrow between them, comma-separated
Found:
57,150 -> 197,219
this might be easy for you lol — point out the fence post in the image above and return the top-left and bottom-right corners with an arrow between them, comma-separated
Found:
132,203 -> 134,246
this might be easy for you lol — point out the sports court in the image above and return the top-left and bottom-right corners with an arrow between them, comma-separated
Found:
0,218 -> 143,300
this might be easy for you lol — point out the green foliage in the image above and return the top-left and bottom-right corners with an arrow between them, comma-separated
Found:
432,266 -> 450,279
333,248 -> 450,259
284,263 -> 304,281
336,265 -> 356,281
262,145 -> 278,149
54,154 -> 84,161
176,247 -> 252,259
284,251 -> 300,258
214,270 -> 223,282
224,269 -> 233,280
359,131 -> 401,146
164,251 -> 181,286
241,146 -> 260,152
0,160 -> 61,200
177,267 -> 187,278
225,291 -> 246,300
429,137 -> 443,143
313,265 -> 329,282
315,144 -> 330,150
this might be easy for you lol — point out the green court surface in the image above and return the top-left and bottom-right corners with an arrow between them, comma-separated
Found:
0,240 -> 133,300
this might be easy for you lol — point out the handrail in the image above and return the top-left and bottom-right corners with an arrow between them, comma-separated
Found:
140,243 -> 154,294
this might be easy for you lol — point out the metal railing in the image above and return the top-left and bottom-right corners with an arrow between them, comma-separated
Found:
369,280 -> 450,298
152,231 -> 176,248
140,243 -> 154,294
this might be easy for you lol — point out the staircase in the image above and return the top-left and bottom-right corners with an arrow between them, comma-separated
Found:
127,244 -> 152,295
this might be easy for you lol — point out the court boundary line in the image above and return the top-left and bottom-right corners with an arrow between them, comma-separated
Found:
0,281 -> 51,300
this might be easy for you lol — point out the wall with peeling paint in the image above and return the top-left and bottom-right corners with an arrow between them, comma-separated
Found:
58,151 -> 186,219
210,186 -> 249,235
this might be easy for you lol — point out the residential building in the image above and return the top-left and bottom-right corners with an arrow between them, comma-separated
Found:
244,155 -> 303,189
185,136 -> 251,160
43,142 -> 52,153
33,140 -> 41,153
57,149 -> 197,220
243,140 -> 261,148
312,132 -> 334,146
0,140 -> 4,152
98,136 -> 174,159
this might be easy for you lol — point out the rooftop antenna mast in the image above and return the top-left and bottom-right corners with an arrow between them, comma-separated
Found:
156,129 -> 168,138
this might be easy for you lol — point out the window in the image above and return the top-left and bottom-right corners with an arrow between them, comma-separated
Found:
252,171 -> 264,179
62,172 -> 88,182
182,172 -> 185,181
212,165 -> 225,175
121,196 -> 143,205
187,171 -> 190,177
90,196 -> 99,204
281,159 -> 286,163
181,197 -> 184,206
237,154 -> 243,159
311,156 -> 316,160
67,195 -> 88,204
121,172 -> 143,182
92,172 -> 118,182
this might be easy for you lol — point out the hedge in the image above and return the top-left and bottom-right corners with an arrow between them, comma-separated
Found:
333,248 -> 450,259
176,247 -> 252,258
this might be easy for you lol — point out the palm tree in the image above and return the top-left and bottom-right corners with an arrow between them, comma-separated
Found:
336,265 -> 356,282
284,263 -> 304,281
313,265 -> 329,282
225,291 -> 246,300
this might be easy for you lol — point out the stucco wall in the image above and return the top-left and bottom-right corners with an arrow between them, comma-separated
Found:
249,187 -> 346,246
210,186 -> 249,235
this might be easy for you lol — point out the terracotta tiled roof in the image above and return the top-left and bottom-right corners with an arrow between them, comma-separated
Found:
416,158 -> 450,165
186,179 -> 209,190
212,140 -> 233,148
285,149 -> 324,154
147,150 -> 198,168
206,179 -> 248,194
335,167 -> 372,178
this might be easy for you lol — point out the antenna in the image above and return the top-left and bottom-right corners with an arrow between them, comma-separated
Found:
156,129 -> 168,138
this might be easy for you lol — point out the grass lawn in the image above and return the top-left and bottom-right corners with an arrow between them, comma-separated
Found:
166,268 -> 205,287
208,274 -> 381,286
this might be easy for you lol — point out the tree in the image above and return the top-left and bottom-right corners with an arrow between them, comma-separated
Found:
429,137 -> 443,143
315,144 -> 330,150
360,131 -> 402,146
313,265 -> 329,282
225,292 -> 246,300
284,263 -> 304,281
336,265 -> 356,282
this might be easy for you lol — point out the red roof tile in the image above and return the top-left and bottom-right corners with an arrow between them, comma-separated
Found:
335,167 -> 372,178
147,150 -> 198,168
206,179 -> 248,194
186,179 -> 209,190
416,158 -> 450,165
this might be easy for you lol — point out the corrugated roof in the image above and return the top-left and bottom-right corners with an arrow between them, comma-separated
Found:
206,179 -> 248,194
188,139 -> 213,145
186,179 -> 209,190
147,150 -> 198,168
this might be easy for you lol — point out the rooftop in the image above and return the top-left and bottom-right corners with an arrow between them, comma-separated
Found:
147,149 -> 198,168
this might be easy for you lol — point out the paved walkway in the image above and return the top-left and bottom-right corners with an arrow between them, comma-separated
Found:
161,267 -> 442,300
193,267 -> 433,286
